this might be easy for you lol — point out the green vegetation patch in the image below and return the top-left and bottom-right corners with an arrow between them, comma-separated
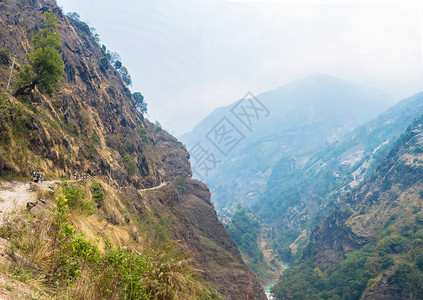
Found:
273,210 -> 423,299
61,181 -> 95,215
91,181 -> 105,205
14,10 -> 64,97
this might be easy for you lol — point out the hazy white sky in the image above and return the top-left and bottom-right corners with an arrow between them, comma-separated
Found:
56,0 -> 423,136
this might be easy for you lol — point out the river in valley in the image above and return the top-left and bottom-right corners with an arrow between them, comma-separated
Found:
264,262 -> 289,299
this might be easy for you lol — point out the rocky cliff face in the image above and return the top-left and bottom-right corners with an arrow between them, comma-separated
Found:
304,209 -> 368,268
310,115 -> 423,258
0,0 -> 266,298
0,0 -> 192,188
142,180 -> 265,297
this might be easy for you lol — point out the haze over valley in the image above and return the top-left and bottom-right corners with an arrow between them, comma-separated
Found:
0,0 -> 423,299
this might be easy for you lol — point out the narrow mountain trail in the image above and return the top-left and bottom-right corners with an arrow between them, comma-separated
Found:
0,180 -> 167,216
0,182 -> 36,215
138,182 -> 167,192
0,181 -> 59,215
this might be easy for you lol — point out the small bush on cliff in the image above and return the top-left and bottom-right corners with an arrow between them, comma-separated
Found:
99,56 -> 109,71
66,12 -> 91,36
91,181 -> 105,205
132,92 -> 148,114
154,121 -> 162,132
0,92 -> 11,144
123,153 -> 137,178
14,10 -> 64,97
139,127 -> 149,144
175,176 -> 187,194
0,47 -> 11,64
66,12 -> 81,22
62,181 -> 95,215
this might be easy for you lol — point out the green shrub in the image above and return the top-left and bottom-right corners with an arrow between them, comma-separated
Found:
99,57 -> 109,71
53,193 -> 100,281
64,121 -> 78,137
139,127 -> 149,144
132,92 -> 147,114
90,133 -> 100,144
123,154 -> 137,177
96,239 -> 149,299
62,182 -> 95,215
376,235 -> 405,254
91,182 -> 105,205
175,176 -> 187,194
0,47 -> 11,62
119,66 -> 131,86
154,121 -> 162,132
0,92 -> 11,144
66,12 -> 81,22
114,60 -> 122,69
342,207 -> 352,218
87,146 -> 95,160
49,119 -> 61,131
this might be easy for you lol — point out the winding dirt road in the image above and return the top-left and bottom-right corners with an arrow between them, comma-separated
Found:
138,182 -> 167,192
0,181 -> 59,215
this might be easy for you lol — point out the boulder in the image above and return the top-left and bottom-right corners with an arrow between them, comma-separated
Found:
27,199 -> 56,214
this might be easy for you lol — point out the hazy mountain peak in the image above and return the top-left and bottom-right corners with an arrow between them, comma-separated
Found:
181,75 -> 393,214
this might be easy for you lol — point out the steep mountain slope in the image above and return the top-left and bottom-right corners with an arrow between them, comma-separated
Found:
272,114 -> 423,299
256,92 -> 423,260
0,0 -> 266,298
181,75 -> 391,214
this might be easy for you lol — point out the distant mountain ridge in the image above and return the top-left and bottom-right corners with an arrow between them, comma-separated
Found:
255,92 -> 423,261
181,74 -> 392,214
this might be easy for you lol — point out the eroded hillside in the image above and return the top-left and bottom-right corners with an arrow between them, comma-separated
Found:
273,115 -> 423,299
257,92 -> 423,262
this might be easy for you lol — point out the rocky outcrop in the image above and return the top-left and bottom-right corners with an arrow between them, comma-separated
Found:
26,198 -> 56,214
138,179 -> 267,299
180,180 -> 265,298
304,209 -> 368,268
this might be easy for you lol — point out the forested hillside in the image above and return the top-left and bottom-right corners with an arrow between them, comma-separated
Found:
273,114 -> 423,299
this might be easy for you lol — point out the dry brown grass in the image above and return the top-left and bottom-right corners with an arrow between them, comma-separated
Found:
0,187 -> 221,300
